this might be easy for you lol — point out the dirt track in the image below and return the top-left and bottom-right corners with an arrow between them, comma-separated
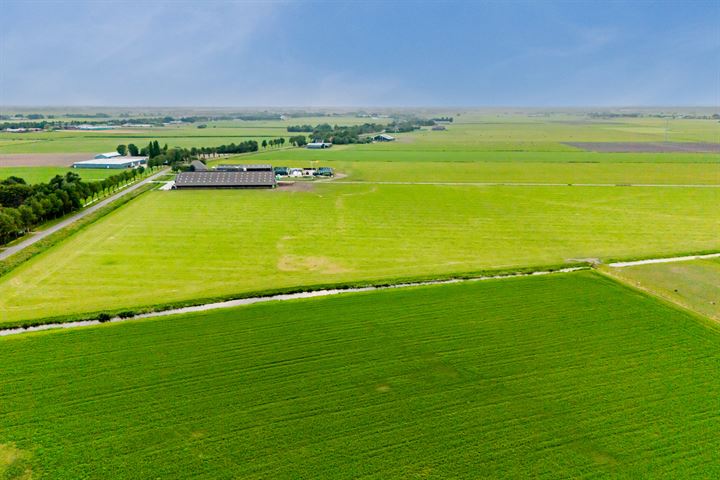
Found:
0,153 -> 93,167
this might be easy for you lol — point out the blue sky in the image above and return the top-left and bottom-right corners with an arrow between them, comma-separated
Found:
1,0 -> 718,106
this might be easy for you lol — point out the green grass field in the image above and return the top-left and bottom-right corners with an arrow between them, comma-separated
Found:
1,272 -> 718,478
0,166 -> 119,184
604,258 -> 720,321
1,184 -> 718,326
3,115 -> 719,154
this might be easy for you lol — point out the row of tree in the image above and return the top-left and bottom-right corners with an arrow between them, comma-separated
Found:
0,170 -> 144,245
311,123 -> 386,144
261,138 -> 286,149
119,140 -> 261,172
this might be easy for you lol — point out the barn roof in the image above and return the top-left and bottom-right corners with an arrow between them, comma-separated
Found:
190,160 -> 208,171
175,171 -> 276,188
95,152 -> 122,159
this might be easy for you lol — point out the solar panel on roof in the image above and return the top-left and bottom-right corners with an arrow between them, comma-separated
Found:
175,171 -> 276,189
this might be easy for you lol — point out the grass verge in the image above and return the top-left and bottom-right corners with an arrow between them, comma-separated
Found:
0,183 -> 156,279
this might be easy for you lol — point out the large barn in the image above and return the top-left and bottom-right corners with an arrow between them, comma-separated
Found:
73,156 -> 148,169
174,170 -> 277,189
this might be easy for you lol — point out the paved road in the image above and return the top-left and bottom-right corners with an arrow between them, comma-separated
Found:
0,169 -> 169,261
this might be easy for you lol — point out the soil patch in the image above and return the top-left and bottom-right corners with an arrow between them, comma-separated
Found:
277,181 -> 315,192
277,255 -> 349,274
0,153 -> 93,167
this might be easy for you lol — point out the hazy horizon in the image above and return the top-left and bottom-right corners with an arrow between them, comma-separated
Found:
1,0 -> 719,108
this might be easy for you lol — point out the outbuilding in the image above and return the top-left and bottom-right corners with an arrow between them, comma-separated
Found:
190,160 -> 208,171
306,142 -> 332,149
373,134 -> 395,142
73,156 -> 148,169
174,171 -> 277,189
94,152 -> 122,159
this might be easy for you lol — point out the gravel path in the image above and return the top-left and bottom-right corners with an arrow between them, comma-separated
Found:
608,252 -> 720,268
0,267 -> 585,337
0,169 -> 169,261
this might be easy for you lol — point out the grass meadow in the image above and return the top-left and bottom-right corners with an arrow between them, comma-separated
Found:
0,166 -> 119,184
604,258 -> 720,321
1,272 -> 719,478
0,184 -> 718,325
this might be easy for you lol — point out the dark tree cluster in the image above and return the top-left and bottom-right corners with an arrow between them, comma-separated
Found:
286,124 -> 314,132
311,123 -> 386,144
0,169 -> 144,245
288,135 -> 307,147
128,139 -> 260,172
260,138 -> 286,149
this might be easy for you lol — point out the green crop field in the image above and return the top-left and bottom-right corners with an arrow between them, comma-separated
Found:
1,183 -> 718,326
0,166 -> 119,184
604,258 -> 720,321
1,272 -> 719,478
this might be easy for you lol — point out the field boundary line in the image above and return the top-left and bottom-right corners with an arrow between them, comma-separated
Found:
607,252 -> 720,268
330,181 -> 720,188
596,268 -> 720,326
0,266 -> 586,337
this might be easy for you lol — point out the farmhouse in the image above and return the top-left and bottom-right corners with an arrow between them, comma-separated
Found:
373,133 -> 395,142
174,170 -> 276,189
306,142 -> 332,149
73,156 -> 148,169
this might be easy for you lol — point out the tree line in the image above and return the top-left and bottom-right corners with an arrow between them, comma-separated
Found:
121,140 -> 261,172
0,170 -> 145,245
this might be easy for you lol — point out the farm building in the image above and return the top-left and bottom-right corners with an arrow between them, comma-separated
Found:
431,125 -> 447,131
94,152 -> 122,159
373,134 -> 395,142
174,171 -> 276,189
190,160 -> 209,171
316,167 -> 334,177
306,142 -> 332,149
73,156 -> 148,169
216,164 -> 273,172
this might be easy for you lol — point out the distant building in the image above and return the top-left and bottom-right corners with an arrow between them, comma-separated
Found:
73,156 -> 147,169
316,167 -> 334,177
174,171 -> 277,189
94,152 -> 122,159
373,134 -> 395,142
190,160 -> 208,171
306,142 -> 332,149
289,168 -> 303,177
215,164 -> 273,172
302,168 -> 317,177
431,125 -> 447,131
